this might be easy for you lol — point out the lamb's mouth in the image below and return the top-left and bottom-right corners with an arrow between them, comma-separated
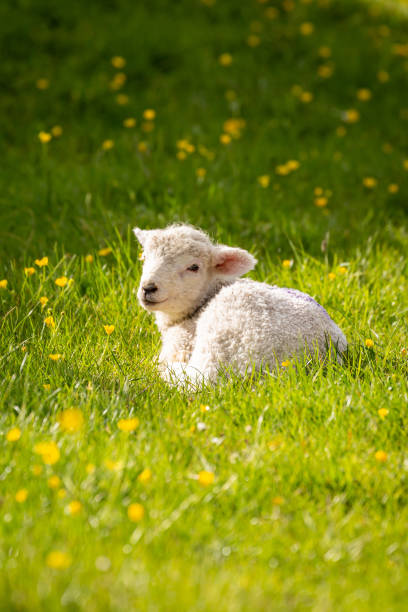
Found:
142,297 -> 168,307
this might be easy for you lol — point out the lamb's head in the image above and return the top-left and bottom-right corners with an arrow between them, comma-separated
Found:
134,224 -> 257,321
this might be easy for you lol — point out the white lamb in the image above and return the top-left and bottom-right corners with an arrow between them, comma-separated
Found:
134,224 -> 347,387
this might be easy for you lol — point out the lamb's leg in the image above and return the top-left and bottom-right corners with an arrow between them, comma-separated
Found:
161,354 -> 217,389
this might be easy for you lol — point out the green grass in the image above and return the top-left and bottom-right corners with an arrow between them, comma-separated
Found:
1,0 -> 408,609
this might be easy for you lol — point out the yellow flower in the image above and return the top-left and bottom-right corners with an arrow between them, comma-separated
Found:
375,450 -> 387,463
300,91 -> 313,103
314,187 -> 323,196
43,383 -> 51,390
138,468 -> 152,484
344,109 -> 360,123
102,139 -> 114,150
363,177 -> 377,189
58,409 -> 84,433
21,346 -> 27,352
85,254 -> 94,263
35,256 -> 48,267
223,118 -> 246,138
36,78 -> 49,90
365,339 -> 374,348
247,35 -> 261,47
0,279 -> 8,289
111,56 -> 126,68
104,459 -> 123,471
44,316 -> 55,329
336,126 -> 346,137
378,408 -> 389,420
40,296 -> 49,307
15,489 -> 29,503
67,500 -> 82,515
177,151 -> 187,160
377,70 -> 389,83
315,197 -> 328,208
116,94 -> 129,105
55,276 -> 68,287
282,260 -> 293,269
318,46 -> 331,58
34,441 -> 60,465
48,475 -> 61,489
198,470 -> 215,486
46,551 -> 72,569
328,272 -> 336,280
104,324 -> 115,336
218,53 -> 233,66
404,160 -> 408,171
32,464 -> 43,476
57,489 -> 67,499
127,502 -> 145,522
300,22 -> 314,35
38,131 -> 52,143
123,117 -> 136,128
257,175 -> 270,188
86,463 -> 95,474
98,247 -> 112,256
49,353 -> 63,362
338,266 -> 347,275
196,167 -> 207,178
388,184 -> 399,194
6,427 -> 21,442
265,6 -> 278,19
281,360 -> 290,367
109,72 -> 126,90
24,267 -> 35,276
272,496 -> 284,505
143,109 -> 156,121
317,64 -> 333,78
382,143 -> 393,154
287,160 -> 299,171
51,125 -> 63,137
138,251 -> 144,261
142,121 -> 155,133
357,88 -> 372,101
275,164 -> 290,176
220,133 -> 231,145
117,417 -> 140,432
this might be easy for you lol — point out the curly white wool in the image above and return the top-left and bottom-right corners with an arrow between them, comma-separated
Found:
134,224 -> 347,387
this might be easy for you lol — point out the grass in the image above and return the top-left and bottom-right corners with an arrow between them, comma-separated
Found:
1,0 -> 408,609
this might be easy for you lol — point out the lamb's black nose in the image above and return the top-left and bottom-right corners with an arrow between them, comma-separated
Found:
142,283 -> 158,295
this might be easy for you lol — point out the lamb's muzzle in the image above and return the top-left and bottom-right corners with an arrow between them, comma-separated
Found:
134,223 -> 347,387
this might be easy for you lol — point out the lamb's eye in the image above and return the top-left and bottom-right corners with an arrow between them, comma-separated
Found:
187,264 -> 199,272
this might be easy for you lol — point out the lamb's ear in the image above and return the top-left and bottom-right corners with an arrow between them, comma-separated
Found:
212,245 -> 257,277
133,227 -> 150,246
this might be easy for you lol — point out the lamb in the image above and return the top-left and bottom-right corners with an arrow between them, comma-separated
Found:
134,223 -> 347,387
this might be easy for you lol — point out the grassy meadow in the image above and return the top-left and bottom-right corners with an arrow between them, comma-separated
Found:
1,0 -> 408,609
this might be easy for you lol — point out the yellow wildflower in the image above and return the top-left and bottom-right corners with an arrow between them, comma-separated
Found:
282,260 -> 293,269
336,126 -> 347,137
46,551 -> 72,569
35,256 -> 48,267
109,72 -> 126,90
300,22 -> 314,35
51,125 -> 63,137
57,489 -> 67,499
338,266 -> 347,275
116,94 -> 129,105
378,408 -> 389,420
67,500 -> 82,515
404,160 -> 408,171
55,276 -> 68,287
123,117 -> 136,128
21,346 -> 27,352
318,64 -> 333,78
344,109 -> 360,123
138,468 -> 152,484
102,139 -> 114,150
32,464 -> 43,476
58,409 -> 84,433
142,121 -> 154,132
0,279 -> 7,289
15,489 -> 28,503
225,89 -> 236,101
223,118 -> 246,138
98,247 -> 112,256
281,360 -> 290,367
43,383 -> 51,390
365,339 -> 374,348
377,70 -> 389,83
363,177 -> 377,189
44,316 -> 55,329
357,88 -> 372,101
196,167 -> 207,178
388,184 -> 399,194
258,175 -> 270,188
286,160 -> 299,171
40,296 -> 49,306
86,463 -> 96,475
272,496 -> 284,505
36,78 -> 49,90
117,417 -> 140,432
247,35 -> 261,47
48,475 -> 61,489
177,151 -> 187,160
143,109 -> 156,120
49,354 -> 63,361
275,164 -> 290,175
104,324 -> 115,336
375,450 -> 387,463
315,197 -> 328,208
300,91 -> 313,103
265,6 -> 278,18
111,56 -> 126,68
34,441 -> 60,465
328,272 -> 336,280
127,502 -> 145,522
318,46 -> 331,58
137,142 -> 147,155
198,470 -> 215,486
24,267 -> 35,276
6,427 -> 21,442
220,133 -> 231,145
85,254 -> 94,263
104,459 -> 123,471
38,131 -> 52,143
218,53 -> 232,66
